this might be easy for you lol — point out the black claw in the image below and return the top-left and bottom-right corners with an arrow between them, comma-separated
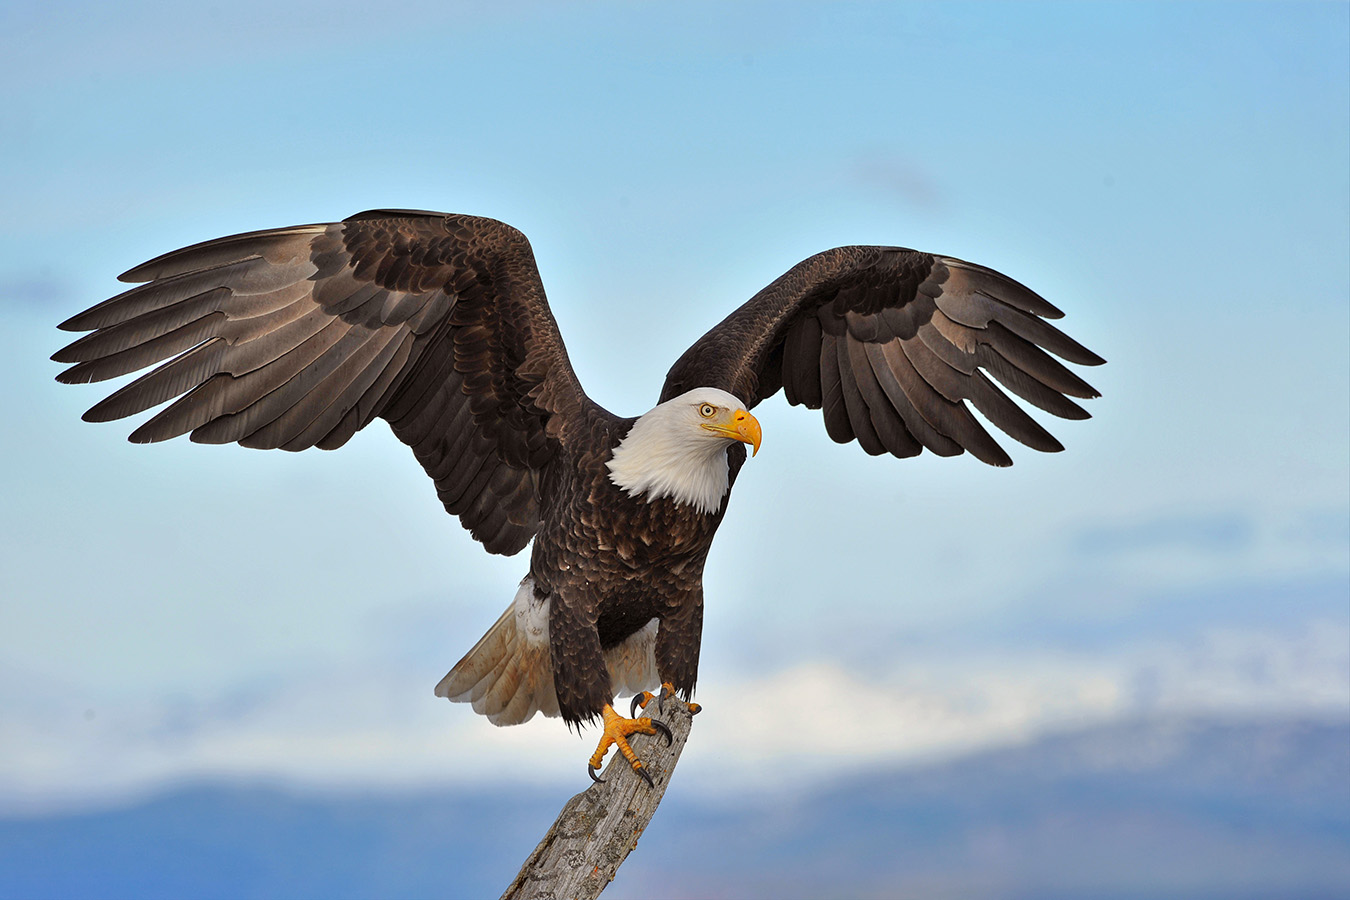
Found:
587,764 -> 605,785
651,718 -> 673,747
658,683 -> 673,715
630,694 -> 643,719
634,765 -> 654,788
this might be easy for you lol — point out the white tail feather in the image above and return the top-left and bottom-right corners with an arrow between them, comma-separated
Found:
435,578 -> 558,725
435,577 -> 661,726
605,618 -> 660,697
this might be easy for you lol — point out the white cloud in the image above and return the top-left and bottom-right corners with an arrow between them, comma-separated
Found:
2,618 -> 1343,815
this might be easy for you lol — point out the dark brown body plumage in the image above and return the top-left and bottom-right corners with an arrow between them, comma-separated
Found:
53,209 -> 1102,730
531,409 -> 747,722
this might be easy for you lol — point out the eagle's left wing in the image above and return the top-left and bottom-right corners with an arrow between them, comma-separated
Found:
659,246 -> 1104,467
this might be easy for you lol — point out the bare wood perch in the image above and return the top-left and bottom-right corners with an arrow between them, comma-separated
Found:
501,699 -> 696,900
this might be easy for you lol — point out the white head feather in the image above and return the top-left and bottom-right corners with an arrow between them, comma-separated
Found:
606,387 -> 755,515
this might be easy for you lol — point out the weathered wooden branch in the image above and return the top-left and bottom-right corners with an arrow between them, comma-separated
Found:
500,699 -> 696,900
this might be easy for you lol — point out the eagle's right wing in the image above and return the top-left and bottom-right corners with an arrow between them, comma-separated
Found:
54,210 -> 593,555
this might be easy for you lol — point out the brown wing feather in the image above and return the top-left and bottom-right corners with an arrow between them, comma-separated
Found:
660,246 -> 1104,466
54,210 -> 593,555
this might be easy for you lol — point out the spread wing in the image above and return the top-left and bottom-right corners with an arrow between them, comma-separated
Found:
54,209 -> 593,554
660,246 -> 1104,466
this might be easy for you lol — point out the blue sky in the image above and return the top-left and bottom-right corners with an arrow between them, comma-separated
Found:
1,1 -> 1346,811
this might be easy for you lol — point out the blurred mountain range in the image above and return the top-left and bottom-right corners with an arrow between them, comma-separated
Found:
2,714 -> 1346,900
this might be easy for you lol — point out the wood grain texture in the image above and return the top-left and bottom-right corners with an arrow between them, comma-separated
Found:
500,701 -> 696,900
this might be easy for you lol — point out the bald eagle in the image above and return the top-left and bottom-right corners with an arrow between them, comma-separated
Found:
53,210 -> 1103,784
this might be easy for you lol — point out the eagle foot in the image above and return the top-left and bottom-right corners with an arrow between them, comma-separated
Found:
587,703 -> 672,788
630,682 -> 702,719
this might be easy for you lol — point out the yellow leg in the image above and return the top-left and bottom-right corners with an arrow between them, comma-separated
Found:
587,703 -> 673,787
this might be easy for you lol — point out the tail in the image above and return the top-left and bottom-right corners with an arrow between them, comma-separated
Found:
435,578 -> 560,725
435,576 -> 662,726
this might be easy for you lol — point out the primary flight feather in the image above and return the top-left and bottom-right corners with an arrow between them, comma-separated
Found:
54,209 -> 1103,784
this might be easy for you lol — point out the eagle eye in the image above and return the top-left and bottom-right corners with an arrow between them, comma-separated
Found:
698,403 -> 717,418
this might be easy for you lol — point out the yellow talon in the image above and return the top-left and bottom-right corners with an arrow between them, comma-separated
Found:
587,703 -> 673,787
631,682 -> 701,718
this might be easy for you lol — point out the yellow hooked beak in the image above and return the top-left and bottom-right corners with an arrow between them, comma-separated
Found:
703,409 -> 762,456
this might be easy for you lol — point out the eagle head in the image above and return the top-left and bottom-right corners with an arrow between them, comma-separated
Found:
606,387 -> 761,514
